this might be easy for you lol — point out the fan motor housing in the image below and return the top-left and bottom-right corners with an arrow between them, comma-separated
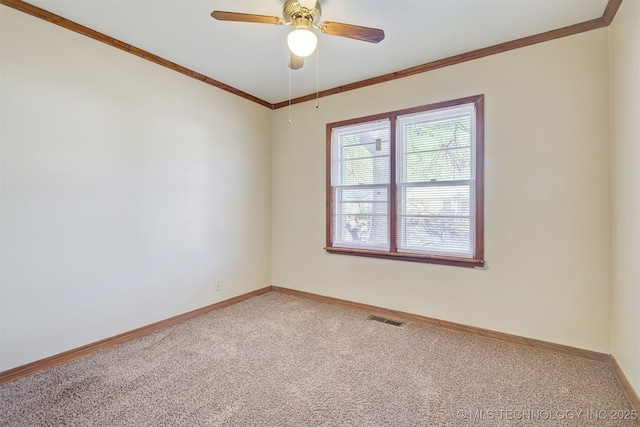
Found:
283,0 -> 321,26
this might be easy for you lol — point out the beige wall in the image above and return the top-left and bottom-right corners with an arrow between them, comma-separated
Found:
0,0 -> 627,383
0,7 -> 272,370
610,0 -> 640,396
272,28 -> 612,353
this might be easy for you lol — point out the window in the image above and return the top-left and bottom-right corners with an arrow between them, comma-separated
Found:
326,95 -> 484,268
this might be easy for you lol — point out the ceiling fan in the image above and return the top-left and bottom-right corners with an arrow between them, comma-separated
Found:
211,0 -> 385,70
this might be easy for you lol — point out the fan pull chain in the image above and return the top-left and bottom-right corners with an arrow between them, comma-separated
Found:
315,43 -> 319,109
288,66 -> 292,124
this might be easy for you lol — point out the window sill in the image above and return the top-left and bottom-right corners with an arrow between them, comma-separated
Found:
324,246 -> 484,268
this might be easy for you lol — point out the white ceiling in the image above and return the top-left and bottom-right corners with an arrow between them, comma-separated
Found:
23,0 -> 609,105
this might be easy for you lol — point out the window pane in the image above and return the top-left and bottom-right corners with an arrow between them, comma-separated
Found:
401,185 -> 471,217
400,114 -> 471,152
333,186 -> 389,250
397,105 -> 474,185
394,102 -> 476,259
398,184 -> 473,257
338,121 -> 391,147
334,214 -> 389,247
327,96 -> 482,265
405,147 -> 471,182
339,186 -> 389,203
342,155 -> 390,186
398,216 -> 472,257
332,120 -> 390,186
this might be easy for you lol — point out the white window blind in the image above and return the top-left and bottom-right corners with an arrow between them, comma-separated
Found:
396,105 -> 476,258
331,119 -> 391,250
326,95 -> 483,267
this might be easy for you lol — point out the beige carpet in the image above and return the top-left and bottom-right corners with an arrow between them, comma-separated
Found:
1,291 -> 638,426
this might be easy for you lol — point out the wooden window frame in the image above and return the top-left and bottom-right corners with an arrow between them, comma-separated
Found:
325,95 -> 484,268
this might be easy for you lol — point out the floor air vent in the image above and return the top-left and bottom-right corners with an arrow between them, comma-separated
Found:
368,315 -> 404,326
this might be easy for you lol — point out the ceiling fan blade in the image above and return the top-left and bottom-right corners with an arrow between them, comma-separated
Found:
211,11 -> 284,25
289,52 -> 304,70
313,0 -> 322,20
319,21 -> 385,43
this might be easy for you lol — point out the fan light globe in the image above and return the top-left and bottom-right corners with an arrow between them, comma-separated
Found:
287,28 -> 318,57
